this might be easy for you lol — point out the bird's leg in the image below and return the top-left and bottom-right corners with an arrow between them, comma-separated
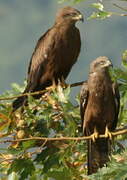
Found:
46,79 -> 57,91
60,76 -> 68,88
105,126 -> 112,139
52,78 -> 57,90
91,127 -> 99,142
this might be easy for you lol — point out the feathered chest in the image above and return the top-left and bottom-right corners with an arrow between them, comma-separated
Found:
45,25 -> 81,72
88,72 -> 114,105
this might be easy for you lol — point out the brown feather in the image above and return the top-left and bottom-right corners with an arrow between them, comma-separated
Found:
80,56 -> 120,175
12,6 -> 83,111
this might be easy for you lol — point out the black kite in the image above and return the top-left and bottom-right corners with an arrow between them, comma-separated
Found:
80,56 -> 120,175
13,6 -> 83,111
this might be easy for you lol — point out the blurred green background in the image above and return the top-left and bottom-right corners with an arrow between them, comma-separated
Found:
0,0 -> 126,94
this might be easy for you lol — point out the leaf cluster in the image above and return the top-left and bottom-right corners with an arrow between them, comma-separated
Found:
0,55 -> 127,179
0,85 -> 87,180
0,0 -> 127,178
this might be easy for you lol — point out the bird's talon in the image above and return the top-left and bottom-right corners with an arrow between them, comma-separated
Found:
91,127 -> 99,142
61,82 -> 68,88
91,134 -> 95,142
46,80 -> 57,91
105,126 -> 112,139
46,85 -> 56,91
59,77 -> 68,88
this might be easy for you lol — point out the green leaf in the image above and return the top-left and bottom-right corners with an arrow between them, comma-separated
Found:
8,172 -> 19,180
114,68 -> 127,82
91,3 -> 104,11
122,50 -> 127,69
0,147 -> 23,155
57,85 -> 68,103
35,146 -> 59,163
11,82 -> 26,93
47,168 -> 72,180
88,11 -> 112,20
8,158 -> 35,180
22,140 -> 36,150
122,50 -> 127,62
43,153 -> 60,173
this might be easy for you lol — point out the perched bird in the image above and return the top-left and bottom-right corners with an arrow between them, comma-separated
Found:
80,56 -> 120,175
12,6 -> 83,111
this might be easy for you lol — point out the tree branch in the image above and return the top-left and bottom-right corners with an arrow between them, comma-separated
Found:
0,126 -> 127,144
0,81 -> 86,101
113,3 -> 127,12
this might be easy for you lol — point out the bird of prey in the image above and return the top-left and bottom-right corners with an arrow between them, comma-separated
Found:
80,56 -> 120,175
12,6 -> 83,111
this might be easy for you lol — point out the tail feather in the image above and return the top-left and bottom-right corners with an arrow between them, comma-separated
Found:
12,95 -> 27,112
12,81 -> 52,112
12,84 -> 31,112
87,138 -> 110,175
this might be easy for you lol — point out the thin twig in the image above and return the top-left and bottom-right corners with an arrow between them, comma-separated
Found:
28,140 -> 48,157
70,81 -> 86,87
109,11 -> 127,16
0,158 -> 14,164
0,89 -> 47,101
0,127 -> 127,144
0,81 -> 86,101
113,3 -> 127,12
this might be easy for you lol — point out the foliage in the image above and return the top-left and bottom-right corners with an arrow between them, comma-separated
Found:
0,85 -> 87,180
89,150 -> 127,180
0,58 -> 127,179
59,0 -> 127,19
0,0 -> 127,179
114,50 -> 127,133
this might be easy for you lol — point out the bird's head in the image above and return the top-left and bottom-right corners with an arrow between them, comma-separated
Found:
56,6 -> 84,24
90,56 -> 113,73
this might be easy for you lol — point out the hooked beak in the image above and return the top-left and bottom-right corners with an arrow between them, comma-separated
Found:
73,14 -> 84,22
107,60 -> 113,67
104,60 -> 113,68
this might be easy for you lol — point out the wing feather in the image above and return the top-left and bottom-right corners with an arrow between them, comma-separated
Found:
112,82 -> 120,129
80,82 -> 89,130
27,28 -> 54,90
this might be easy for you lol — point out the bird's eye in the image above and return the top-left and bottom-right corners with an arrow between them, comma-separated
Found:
70,13 -> 77,16
63,13 -> 77,18
100,62 -> 104,65
63,14 -> 70,18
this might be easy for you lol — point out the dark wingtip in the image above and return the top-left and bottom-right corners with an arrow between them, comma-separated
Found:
12,96 -> 26,112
